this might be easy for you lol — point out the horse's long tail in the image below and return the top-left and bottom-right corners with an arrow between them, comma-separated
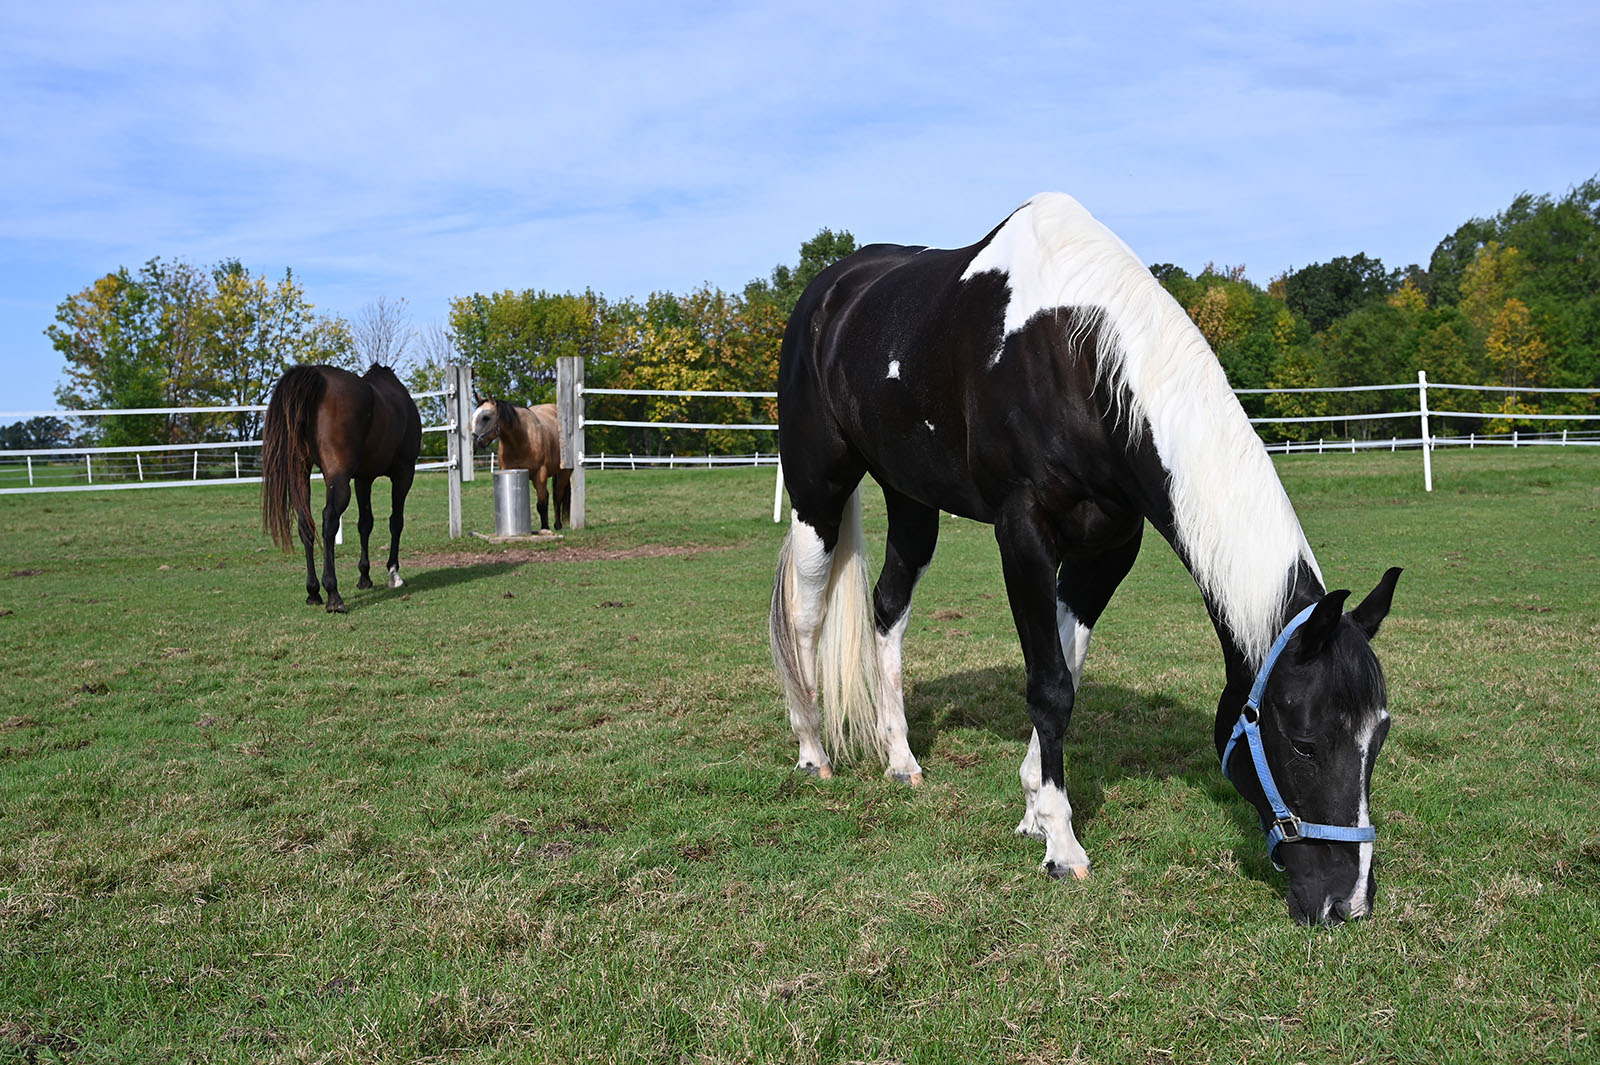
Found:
261,367 -> 324,551
771,488 -> 885,765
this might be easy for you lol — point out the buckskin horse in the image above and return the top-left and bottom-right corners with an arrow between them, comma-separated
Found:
261,363 -> 421,613
469,397 -> 571,531
769,193 -> 1400,924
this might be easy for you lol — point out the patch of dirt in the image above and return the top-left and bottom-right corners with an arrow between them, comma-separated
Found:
407,543 -> 732,569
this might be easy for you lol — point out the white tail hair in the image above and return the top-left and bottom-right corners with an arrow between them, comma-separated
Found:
770,489 -> 885,764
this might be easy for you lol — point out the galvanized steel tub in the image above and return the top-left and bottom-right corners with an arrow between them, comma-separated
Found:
493,468 -> 532,536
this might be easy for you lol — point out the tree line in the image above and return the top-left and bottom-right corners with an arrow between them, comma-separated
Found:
19,178 -> 1597,456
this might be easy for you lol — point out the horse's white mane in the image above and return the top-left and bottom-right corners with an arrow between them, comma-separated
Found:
962,192 -> 1321,663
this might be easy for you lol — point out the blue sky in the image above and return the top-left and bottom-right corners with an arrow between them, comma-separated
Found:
3,1 -> 1596,413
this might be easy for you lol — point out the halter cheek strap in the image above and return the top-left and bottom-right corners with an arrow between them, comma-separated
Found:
1221,603 -> 1376,871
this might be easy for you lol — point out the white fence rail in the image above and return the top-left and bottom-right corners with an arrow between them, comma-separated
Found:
551,365 -> 1600,525
6,369 -> 1597,524
0,379 -> 477,538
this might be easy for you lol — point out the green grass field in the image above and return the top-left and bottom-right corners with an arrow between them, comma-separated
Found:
2,449 -> 1597,1063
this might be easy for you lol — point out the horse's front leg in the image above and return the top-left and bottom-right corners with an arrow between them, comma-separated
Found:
353,478 -> 376,590
320,474 -> 353,613
997,506 -> 1089,880
1016,531 -> 1143,844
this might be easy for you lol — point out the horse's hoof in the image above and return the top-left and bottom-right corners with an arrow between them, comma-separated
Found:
326,598 -> 348,614
387,570 -> 404,589
356,577 -> 374,590
796,763 -> 833,779
306,594 -> 323,606
1044,860 -> 1091,881
890,771 -> 924,786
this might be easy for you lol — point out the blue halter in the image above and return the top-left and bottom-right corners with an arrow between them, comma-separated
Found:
1221,603 -> 1376,870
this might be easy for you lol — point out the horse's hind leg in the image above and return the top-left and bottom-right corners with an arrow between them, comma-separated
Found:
297,483 -> 321,606
353,478 -> 376,590
385,464 -> 415,588
533,471 -> 551,531
320,474 -> 353,613
771,473 -> 865,779
873,486 -> 939,785
554,469 -> 571,530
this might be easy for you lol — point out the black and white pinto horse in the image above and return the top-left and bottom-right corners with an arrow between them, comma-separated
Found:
770,194 -> 1401,924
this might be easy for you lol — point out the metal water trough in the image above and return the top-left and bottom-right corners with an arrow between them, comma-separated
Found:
493,468 -> 532,536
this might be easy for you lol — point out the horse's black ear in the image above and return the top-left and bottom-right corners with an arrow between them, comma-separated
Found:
1297,589 -> 1350,660
1350,567 -> 1402,640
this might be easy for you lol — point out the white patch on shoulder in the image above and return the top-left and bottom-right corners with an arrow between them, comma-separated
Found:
923,420 -> 935,433
961,193 -> 1320,663
887,360 -> 900,379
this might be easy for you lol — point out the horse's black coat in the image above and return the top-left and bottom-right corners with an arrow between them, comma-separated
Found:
774,196 -> 1399,923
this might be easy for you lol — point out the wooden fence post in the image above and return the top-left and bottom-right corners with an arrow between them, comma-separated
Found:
445,364 -> 463,538
557,356 -> 586,529
457,363 -> 475,483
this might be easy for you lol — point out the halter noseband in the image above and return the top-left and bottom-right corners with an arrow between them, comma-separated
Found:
1221,603 -> 1376,871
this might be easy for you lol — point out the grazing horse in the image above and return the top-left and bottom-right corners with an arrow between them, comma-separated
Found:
770,193 -> 1401,924
469,398 -> 571,531
261,364 -> 422,613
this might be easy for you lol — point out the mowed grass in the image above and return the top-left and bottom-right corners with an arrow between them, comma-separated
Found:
1,449 -> 1597,1064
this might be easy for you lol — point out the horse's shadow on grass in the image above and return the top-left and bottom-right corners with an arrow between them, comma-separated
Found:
904,664 -> 1277,883
332,561 -> 524,610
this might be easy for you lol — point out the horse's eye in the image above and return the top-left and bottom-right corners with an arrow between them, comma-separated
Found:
1290,739 -> 1317,760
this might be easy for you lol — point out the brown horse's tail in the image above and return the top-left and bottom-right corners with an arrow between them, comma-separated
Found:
261,366 -> 324,551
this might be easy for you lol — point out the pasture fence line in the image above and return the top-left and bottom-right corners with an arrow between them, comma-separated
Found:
6,368 -> 1597,523
550,363 -> 1600,525
0,383 -> 467,539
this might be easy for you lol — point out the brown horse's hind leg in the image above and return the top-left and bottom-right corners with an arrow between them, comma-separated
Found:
299,503 -> 321,606
533,472 -> 551,531
555,469 -> 572,530
353,478 -> 376,590
385,464 -> 415,587
320,474 -> 353,613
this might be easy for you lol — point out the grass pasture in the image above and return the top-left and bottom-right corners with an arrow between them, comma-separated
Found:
1,449 -> 1598,1063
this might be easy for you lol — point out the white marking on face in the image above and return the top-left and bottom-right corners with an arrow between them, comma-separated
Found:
1344,707 -> 1387,917
470,404 -> 496,439
886,360 -> 900,379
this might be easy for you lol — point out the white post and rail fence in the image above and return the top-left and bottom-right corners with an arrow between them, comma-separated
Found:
4,365 -> 1597,531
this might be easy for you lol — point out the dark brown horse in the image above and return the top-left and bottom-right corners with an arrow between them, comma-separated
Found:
469,397 -> 571,531
262,364 -> 422,613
